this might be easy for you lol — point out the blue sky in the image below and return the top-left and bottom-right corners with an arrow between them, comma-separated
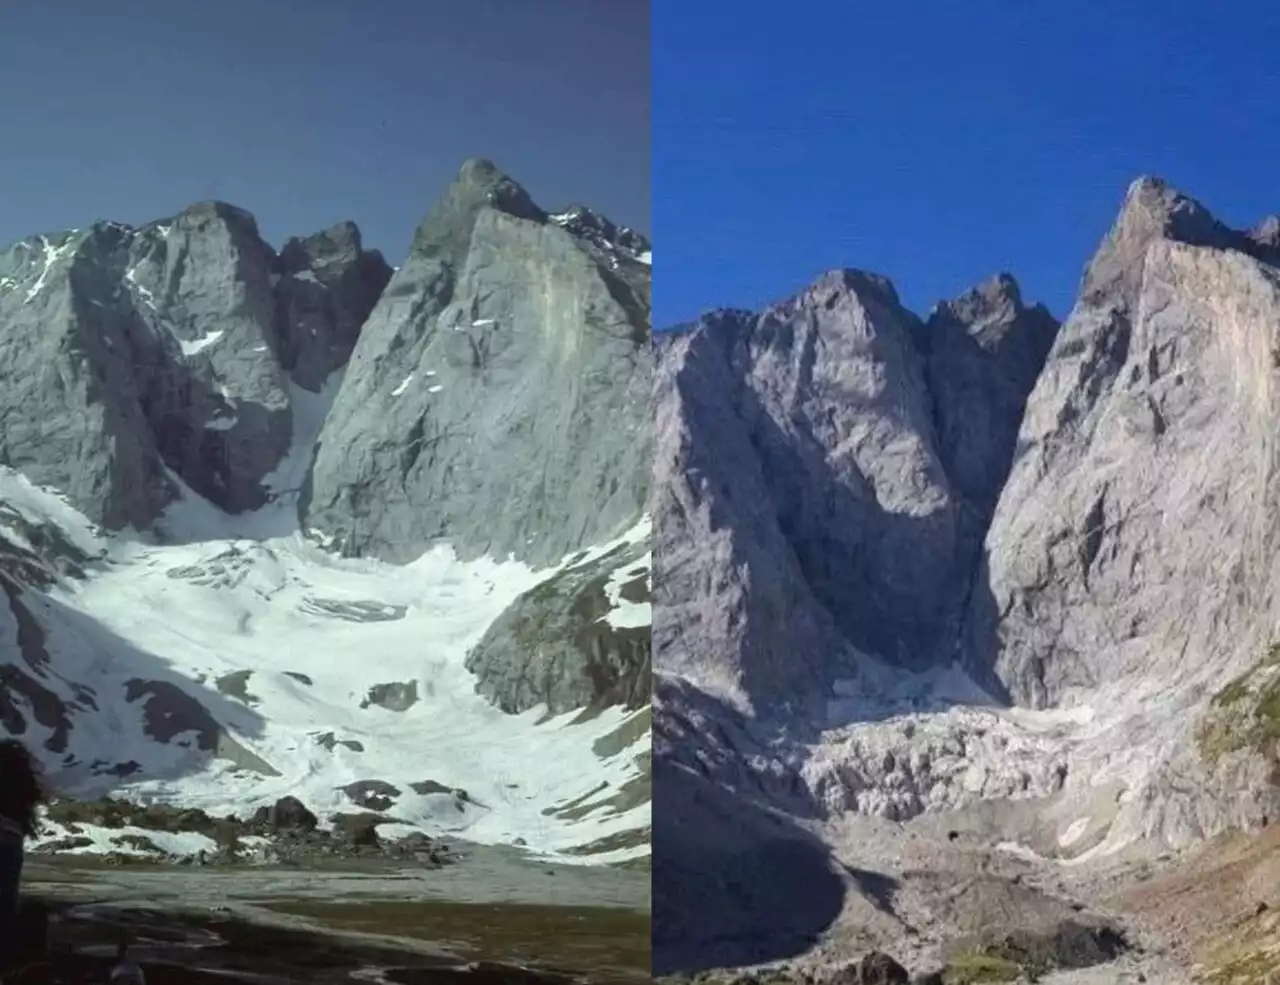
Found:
653,0 -> 1280,327
0,0 -> 648,262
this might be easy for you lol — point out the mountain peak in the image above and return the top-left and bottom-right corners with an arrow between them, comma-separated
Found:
789,267 -> 901,311
1081,175 -> 1240,309
450,157 -> 543,222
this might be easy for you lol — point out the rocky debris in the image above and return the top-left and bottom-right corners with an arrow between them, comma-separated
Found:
0,203 -> 386,532
303,158 -> 652,567
331,811 -> 382,848
840,952 -> 909,984
125,677 -> 280,775
465,537 -> 651,714
35,795 -> 455,869
313,730 -> 363,752
0,503 -> 103,588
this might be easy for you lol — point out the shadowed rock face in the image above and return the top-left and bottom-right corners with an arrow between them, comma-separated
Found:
653,269 -> 1057,713
303,158 -> 653,568
0,204 -> 390,529
922,274 -> 1060,531
275,222 -> 393,392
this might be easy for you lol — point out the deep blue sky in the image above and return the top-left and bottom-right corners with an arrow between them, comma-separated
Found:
0,0 -> 648,262
653,0 -> 1280,328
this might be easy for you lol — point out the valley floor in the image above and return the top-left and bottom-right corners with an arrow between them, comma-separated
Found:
21,851 -> 651,983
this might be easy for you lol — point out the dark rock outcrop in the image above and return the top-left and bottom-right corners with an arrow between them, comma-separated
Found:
251,795 -> 317,833
465,536 -> 650,715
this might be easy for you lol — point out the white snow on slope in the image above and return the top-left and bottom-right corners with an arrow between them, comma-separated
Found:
37,528 -> 648,862
24,235 -> 79,304
0,374 -> 650,864
124,265 -> 157,310
180,329 -> 225,357
602,548 -> 651,630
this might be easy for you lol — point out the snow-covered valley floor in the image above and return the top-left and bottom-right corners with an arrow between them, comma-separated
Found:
0,458 -> 651,866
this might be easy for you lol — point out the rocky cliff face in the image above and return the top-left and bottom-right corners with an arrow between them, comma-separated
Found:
653,269 -> 1057,714
302,159 -> 653,568
969,178 -> 1280,714
0,205 -> 390,530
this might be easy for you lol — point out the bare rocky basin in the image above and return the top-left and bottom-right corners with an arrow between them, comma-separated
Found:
15,846 -> 650,983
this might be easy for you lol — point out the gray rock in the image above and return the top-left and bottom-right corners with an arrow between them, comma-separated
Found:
465,537 -> 650,715
274,221 -> 392,392
651,174 -> 1280,973
0,203 -> 388,529
921,274 -> 1060,651
359,681 -> 418,712
0,224 -> 174,529
252,795 -> 317,832
304,158 -> 652,566
967,177 -> 1280,715
923,273 -> 1059,531
653,270 -> 963,711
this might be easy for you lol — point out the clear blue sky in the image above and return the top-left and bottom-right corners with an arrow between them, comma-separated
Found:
0,0 -> 648,262
653,0 -> 1280,328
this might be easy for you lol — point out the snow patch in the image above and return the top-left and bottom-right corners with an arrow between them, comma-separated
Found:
124,265 -> 157,310
24,234 -> 79,303
181,330 -> 225,357
391,374 -> 413,397
601,550 -> 650,630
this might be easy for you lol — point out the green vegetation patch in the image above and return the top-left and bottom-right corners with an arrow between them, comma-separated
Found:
941,952 -> 1022,983
260,898 -> 650,982
1200,643 -> 1280,764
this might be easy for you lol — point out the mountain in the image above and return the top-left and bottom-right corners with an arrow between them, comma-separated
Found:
0,159 -> 651,866
652,177 -> 1280,978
